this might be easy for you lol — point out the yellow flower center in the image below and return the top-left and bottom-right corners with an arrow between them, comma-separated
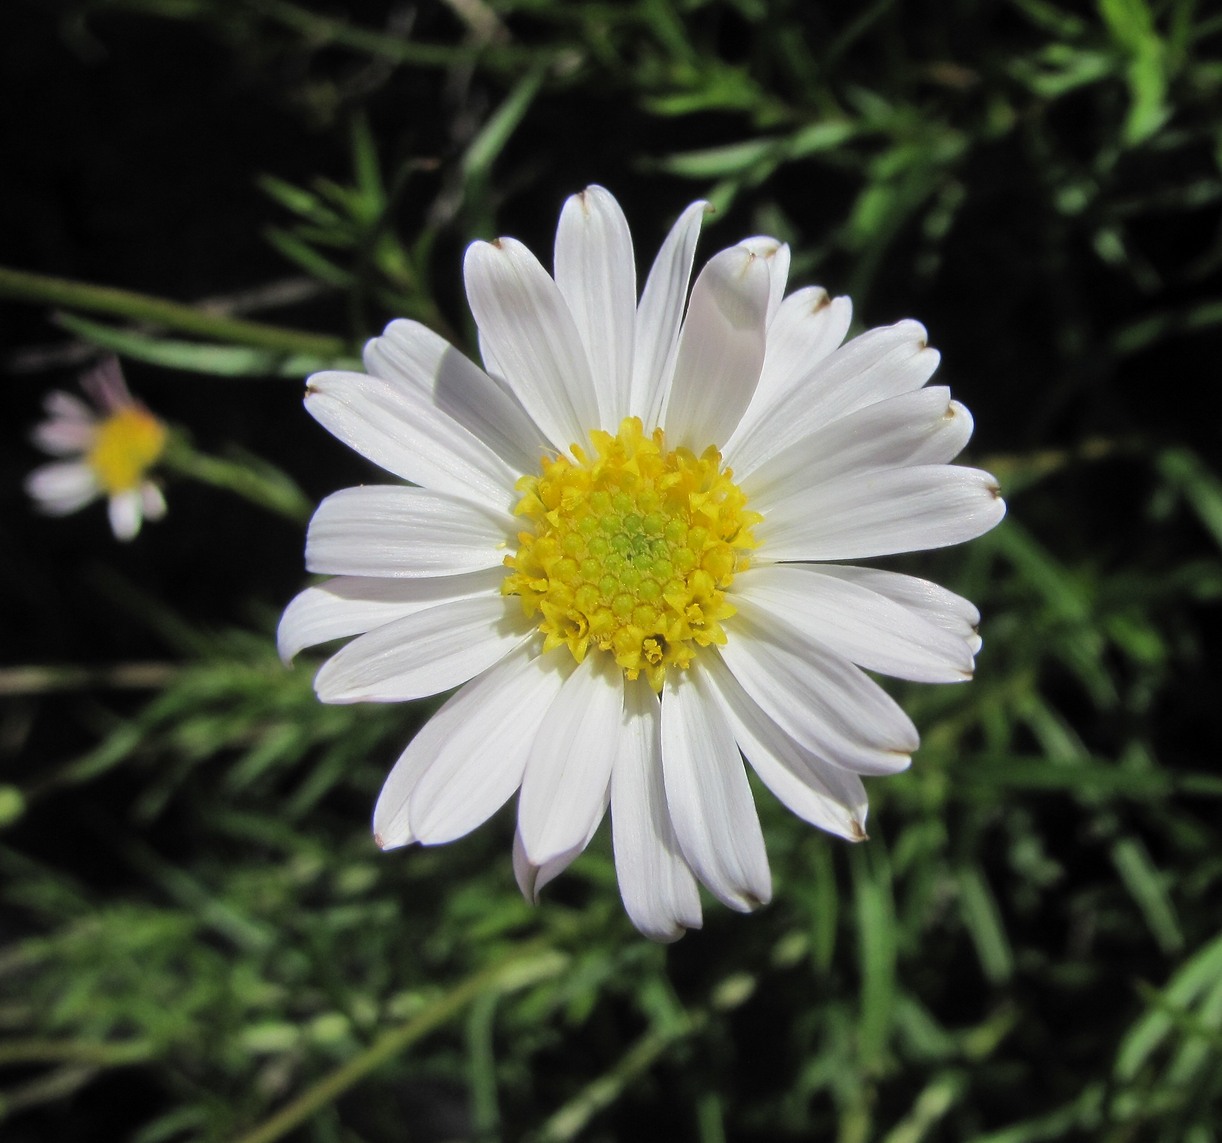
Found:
87,407 -> 167,494
504,417 -> 760,691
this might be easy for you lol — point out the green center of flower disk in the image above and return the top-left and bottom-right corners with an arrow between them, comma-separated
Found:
503,417 -> 761,691
87,407 -> 167,494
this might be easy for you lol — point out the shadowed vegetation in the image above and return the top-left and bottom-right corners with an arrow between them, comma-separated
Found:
2,0 -> 1221,1140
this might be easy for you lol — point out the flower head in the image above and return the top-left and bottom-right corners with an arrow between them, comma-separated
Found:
26,357 -> 168,541
280,187 -> 1005,940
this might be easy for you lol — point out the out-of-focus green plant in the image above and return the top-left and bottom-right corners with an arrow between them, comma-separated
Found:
3,0 -> 1221,1140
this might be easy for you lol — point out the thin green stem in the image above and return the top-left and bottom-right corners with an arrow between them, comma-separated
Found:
979,435 -> 1142,495
250,0 -> 536,72
0,663 -> 177,696
162,436 -> 313,524
466,989 -> 503,1140
0,1038 -> 153,1067
227,947 -> 566,1143
0,1064 -> 100,1117
0,266 -> 348,358
532,1010 -> 708,1143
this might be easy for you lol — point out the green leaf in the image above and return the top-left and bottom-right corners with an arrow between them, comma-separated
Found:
957,866 -> 1014,984
1098,0 -> 1170,144
1117,931 -> 1222,1079
1157,448 -> 1222,552
852,843 -> 897,1071
656,138 -> 779,179
54,313 -> 353,377
788,119 -> 858,157
462,63 -> 549,188
1110,838 -> 1184,955
264,228 -> 356,288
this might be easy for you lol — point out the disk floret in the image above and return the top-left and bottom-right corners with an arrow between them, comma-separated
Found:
504,417 -> 760,690
88,406 -> 167,494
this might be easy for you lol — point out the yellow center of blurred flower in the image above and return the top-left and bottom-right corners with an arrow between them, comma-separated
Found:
504,417 -> 760,691
87,407 -> 167,494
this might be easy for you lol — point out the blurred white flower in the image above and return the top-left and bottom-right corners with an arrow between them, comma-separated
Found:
26,357 -> 167,541
281,186 -> 1005,940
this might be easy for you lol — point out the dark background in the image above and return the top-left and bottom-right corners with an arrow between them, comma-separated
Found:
3,1 -> 1222,1140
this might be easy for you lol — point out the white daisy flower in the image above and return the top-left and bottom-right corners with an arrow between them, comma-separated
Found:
280,186 -> 1005,941
26,357 -> 168,541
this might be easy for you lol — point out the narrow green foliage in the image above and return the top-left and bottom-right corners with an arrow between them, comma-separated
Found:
5,1 -> 1222,1140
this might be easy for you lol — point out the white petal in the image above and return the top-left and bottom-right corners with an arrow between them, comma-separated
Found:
734,288 -> 852,445
756,464 -> 1006,563
305,485 -> 512,578
744,387 -> 975,504
718,620 -> 918,775
554,186 -> 636,427
736,236 -> 790,324
32,411 -> 95,455
632,200 -> 709,429
80,356 -> 133,410
815,564 -> 982,653
25,461 -> 98,515
734,564 -> 975,683
277,569 -> 506,663
364,319 -> 547,477
398,648 -> 573,846
43,390 -> 96,426
725,319 -> 939,476
306,367 -> 522,512
662,245 -> 772,452
611,676 -> 702,941
313,593 -> 531,703
140,482 -> 167,522
702,653 -> 869,841
108,490 -> 143,541
464,237 -> 600,452
373,647 -> 558,848
518,654 -> 621,866
660,665 -> 772,912
514,827 -> 595,905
